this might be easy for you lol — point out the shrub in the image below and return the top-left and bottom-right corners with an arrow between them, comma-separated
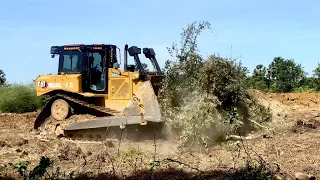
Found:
292,86 -> 317,93
159,21 -> 271,147
231,161 -> 280,180
0,83 -> 46,113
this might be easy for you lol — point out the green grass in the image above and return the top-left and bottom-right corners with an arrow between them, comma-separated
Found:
0,83 -> 47,113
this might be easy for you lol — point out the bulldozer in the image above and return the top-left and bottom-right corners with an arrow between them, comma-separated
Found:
34,44 -> 165,141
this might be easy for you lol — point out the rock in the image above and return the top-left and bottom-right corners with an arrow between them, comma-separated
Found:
0,140 -> 9,147
295,172 -> 316,180
262,134 -> 273,139
54,125 -> 64,137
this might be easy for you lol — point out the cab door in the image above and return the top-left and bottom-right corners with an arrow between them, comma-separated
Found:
88,51 -> 107,92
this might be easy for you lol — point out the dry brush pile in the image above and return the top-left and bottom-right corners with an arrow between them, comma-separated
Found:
158,21 -> 272,148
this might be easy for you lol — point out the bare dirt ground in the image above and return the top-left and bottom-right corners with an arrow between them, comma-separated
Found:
1,90 -> 320,179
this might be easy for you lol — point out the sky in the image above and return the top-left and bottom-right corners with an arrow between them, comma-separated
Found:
0,0 -> 319,83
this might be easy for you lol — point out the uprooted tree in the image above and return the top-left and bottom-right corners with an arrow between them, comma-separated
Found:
158,21 -> 271,148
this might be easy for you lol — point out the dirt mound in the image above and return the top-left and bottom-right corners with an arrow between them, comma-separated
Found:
293,118 -> 320,133
270,92 -> 320,106
0,112 -> 37,130
250,90 -> 320,110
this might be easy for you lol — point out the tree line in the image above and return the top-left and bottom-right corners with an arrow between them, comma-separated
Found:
246,57 -> 320,93
1,56 -> 319,93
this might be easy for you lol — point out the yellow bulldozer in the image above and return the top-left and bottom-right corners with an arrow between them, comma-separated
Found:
34,44 -> 165,141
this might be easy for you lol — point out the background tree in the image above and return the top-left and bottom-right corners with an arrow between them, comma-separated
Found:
246,64 -> 268,90
307,63 -> 320,91
312,63 -> 320,78
296,76 -> 318,92
0,69 -> 6,85
268,57 -> 306,92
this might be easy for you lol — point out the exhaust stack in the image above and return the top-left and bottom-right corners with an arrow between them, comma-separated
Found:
124,44 -> 128,71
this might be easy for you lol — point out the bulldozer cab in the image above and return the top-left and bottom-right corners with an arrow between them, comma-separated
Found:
51,44 -> 119,93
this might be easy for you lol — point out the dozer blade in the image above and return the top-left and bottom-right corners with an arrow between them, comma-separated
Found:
63,121 -> 165,142
62,80 -> 164,142
134,80 -> 162,122
63,116 -> 165,142
65,116 -> 142,131
64,80 -> 162,131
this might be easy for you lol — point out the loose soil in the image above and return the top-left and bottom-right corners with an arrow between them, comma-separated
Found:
1,90 -> 320,179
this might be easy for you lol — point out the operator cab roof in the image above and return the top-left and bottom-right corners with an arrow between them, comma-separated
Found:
50,44 -> 118,54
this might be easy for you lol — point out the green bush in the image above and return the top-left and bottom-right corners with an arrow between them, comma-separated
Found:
292,86 -> 317,93
0,83 -> 46,113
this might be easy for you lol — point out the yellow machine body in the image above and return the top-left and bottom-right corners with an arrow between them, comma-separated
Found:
36,68 -> 142,110
33,44 -> 164,141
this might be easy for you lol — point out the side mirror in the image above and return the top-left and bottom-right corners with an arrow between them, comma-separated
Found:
51,54 -> 55,58
113,62 -> 120,69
